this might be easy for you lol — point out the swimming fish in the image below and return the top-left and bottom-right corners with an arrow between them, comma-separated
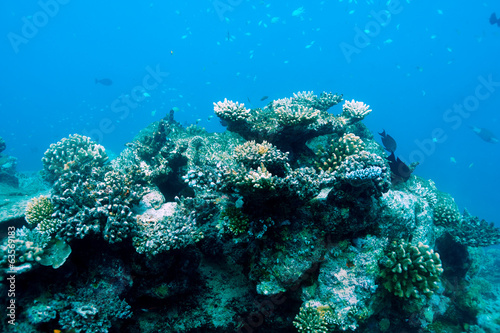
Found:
95,78 -> 113,86
260,96 -> 269,101
387,152 -> 412,181
470,126 -> 499,143
490,13 -> 500,26
379,130 -> 397,153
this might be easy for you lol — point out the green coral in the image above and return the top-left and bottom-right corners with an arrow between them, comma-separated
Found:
42,134 -> 108,182
316,133 -> 365,173
293,302 -> 332,333
381,240 -> 443,299
25,195 -> 54,226
220,206 -> 250,235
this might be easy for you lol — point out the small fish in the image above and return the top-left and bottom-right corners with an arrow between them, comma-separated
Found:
379,130 -> 397,153
450,157 -> 457,163
143,92 -> 151,98
470,126 -> 499,143
490,13 -> 500,26
292,7 -> 305,17
260,96 -> 269,101
95,78 -> 112,86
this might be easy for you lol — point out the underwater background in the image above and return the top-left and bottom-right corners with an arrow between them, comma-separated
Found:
2,0 -> 499,224
1,1 -> 500,332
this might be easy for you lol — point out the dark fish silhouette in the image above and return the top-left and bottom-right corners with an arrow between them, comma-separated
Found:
387,152 -> 412,181
379,130 -> 397,153
470,126 -> 499,143
260,96 -> 269,101
490,13 -> 500,26
95,78 -> 113,86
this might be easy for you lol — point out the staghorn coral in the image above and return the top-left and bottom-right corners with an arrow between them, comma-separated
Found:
42,134 -> 108,182
381,240 -> 443,299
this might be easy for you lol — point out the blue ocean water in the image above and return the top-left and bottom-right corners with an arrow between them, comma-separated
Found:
1,0 -> 498,228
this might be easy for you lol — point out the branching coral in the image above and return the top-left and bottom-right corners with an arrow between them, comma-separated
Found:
132,202 -> 203,256
293,302 -> 331,333
451,209 -> 500,247
42,134 -> 108,182
381,240 -> 443,299
52,167 -> 142,244
25,195 -> 54,226
233,140 -> 290,176
220,205 -> 250,235
333,150 -> 390,199
341,99 -> 372,123
316,133 -> 365,173
213,91 -> 346,161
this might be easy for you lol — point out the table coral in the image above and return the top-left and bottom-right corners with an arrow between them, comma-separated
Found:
213,91 -> 346,160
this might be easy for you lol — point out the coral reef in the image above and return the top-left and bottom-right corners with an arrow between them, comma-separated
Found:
214,91 -> 347,160
293,301 -> 331,333
1,92 -> 499,333
451,209 -> 500,247
433,191 -> 461,227
25,195 -> 53,224
132,199 -> 203,256
0,137 -> 19,187
0,136 -> 5,154
41,134 -> 108,182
